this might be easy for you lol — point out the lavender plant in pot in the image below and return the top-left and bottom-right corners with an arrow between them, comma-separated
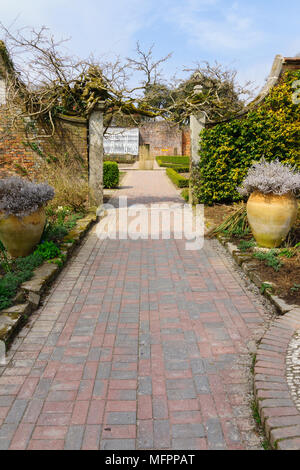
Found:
0,177 -> 54,257
238,159 -> 300,248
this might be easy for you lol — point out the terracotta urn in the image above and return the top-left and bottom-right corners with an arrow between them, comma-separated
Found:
0,207 -> 46,258
246,191 -> 298,248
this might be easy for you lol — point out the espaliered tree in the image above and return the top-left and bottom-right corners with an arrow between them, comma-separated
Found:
0,25 -> 250,132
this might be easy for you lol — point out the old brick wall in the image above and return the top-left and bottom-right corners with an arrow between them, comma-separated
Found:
139,121 -> 183,157
0,103 -> 88,178
40,115 -> 88,167
0,106 -> 37,178
182,127 -> 191,156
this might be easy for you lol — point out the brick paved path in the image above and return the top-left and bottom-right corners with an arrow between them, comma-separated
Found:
0,170 -> 268,450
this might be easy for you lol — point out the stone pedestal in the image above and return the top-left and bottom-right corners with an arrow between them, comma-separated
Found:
189,112 -> 206,203
139,144 -> 153,170
89,103 -> 105,207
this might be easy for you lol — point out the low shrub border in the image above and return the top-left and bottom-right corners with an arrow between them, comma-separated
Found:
166,168 -> 189,188
0,211 -> 98,353
156,155 -> 190,167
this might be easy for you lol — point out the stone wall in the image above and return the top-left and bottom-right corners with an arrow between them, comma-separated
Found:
139,121 -> 183,157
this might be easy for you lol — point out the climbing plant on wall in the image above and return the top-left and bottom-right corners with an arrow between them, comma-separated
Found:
192,70 -> 300,205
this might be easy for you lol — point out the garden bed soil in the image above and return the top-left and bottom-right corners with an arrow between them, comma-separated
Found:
251,254 -> 300,305
204,204 -> 237,229
207,203 -> 300,307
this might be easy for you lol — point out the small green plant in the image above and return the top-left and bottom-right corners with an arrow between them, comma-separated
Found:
251,399 -> 261,426
42,209 -> 83,243
34,241 -> 61,260
181,188 -> 189,202
42,223 -> 68,243
291,283 -> 300,293
0,241 -> 11,273
260,282 -> 273,294
278,248 -> 295,258
253,250 -> 282,272
238,239 -> 256,252
0,252 -> 44,311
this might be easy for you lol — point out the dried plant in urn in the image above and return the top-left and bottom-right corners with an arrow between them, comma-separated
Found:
238,159 -> 300,248
0,177 -> 54,257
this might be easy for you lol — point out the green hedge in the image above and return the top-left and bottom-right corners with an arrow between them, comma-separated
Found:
166,168 -> 189,188
103,161 -> 119,189
192,70 -> 300,205
156,156 -> 190,167
160,163 -> 189,172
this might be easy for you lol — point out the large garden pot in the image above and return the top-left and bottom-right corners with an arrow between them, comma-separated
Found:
246,191 -> 298,248
0,207 -> 46,258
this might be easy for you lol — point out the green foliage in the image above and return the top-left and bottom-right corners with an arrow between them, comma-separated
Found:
278,248 -> 295,258
43,224 -> 68,243
14,252 -> 44,273
211,206 -> 250,237
181,188 -> 189,202
103,161 -> 120,189
291,283 -> 300,293
251,398 -> 261,427
192,71 -> 300,205
253,250 -> 282,272
0,240 -> 11,273
0,252 -> 44,311
166,168 -> 189,188
156,156 -> 190,168
238,239 -> 256,252
260,282 -> 273,294
0,204 -> 81,312
42,208 -> 82,243
34,241 -> 61,260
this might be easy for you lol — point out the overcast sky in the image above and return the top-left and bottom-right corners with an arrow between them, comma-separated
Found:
1,0 -> 299,92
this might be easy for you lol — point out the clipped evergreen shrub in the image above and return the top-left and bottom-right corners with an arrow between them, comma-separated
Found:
192,70 -> 300,205
156,156 -> 190,168
103,161 -> 119,189
166,168 -> 189,188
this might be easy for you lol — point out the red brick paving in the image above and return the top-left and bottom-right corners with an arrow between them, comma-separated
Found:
0,170 -> 268,450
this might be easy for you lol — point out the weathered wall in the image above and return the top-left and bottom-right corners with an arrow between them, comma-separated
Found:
0,107 -> 37,178
182,127 -> 191,156
40,115 -> 88,167
282,57 -> 300,73
0,99 -> 88,178
139,121 -> 183,156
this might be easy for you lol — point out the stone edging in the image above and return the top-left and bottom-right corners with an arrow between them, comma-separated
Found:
254,309 -> 300,450
217,235 -> 299,315
0,212 -> 98,355
216,234 -> 300,449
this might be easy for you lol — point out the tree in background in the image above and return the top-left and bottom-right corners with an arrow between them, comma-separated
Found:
0,24 -> 250,133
